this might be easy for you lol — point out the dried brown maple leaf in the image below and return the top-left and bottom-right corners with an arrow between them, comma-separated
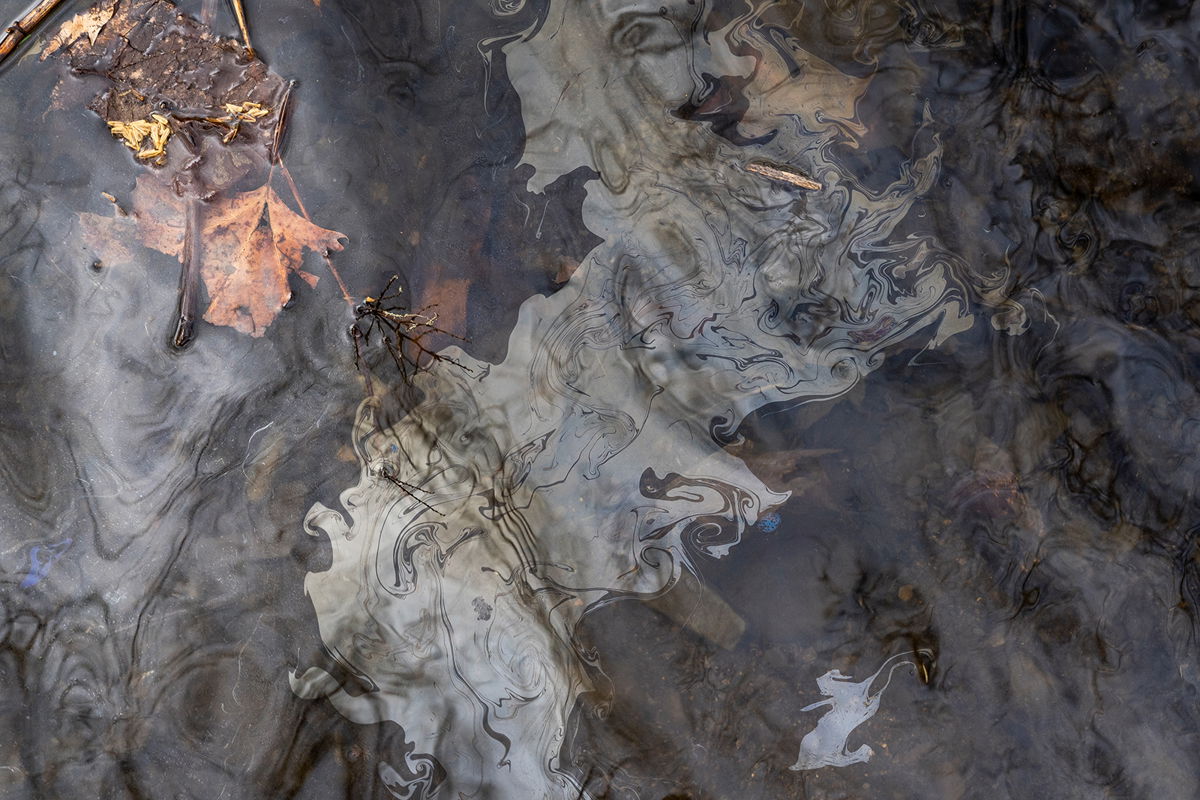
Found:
49,0 -> 350,343
200,185 -> 345,335
136,178 -> 345,336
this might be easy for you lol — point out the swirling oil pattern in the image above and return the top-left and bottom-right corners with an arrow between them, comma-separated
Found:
291,1 -> 977,797
3,0 -> 1200,798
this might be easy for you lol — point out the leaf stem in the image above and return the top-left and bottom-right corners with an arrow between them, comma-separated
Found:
276,159 -> 353,306
172,197 -> 203,348
230,0 -> 254,59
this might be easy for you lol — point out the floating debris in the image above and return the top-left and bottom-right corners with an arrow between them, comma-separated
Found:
207,101 -> 274,144
223,100 -> 271,122
0,0 -> 71,65
107,113 -> 172,161
230,0 -> 254,58
744,160 -> 823,191
47,0 -> 346,345
39,0 -> 113,56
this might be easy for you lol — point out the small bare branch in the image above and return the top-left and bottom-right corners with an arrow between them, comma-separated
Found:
352,275 -> 472,385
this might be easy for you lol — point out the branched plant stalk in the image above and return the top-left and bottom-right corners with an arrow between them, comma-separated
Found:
351,275 -> 474,516
379,470 -> 442,516
351,275 -> 471,387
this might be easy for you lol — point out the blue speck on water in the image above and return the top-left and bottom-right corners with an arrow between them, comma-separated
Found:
20,538 -> 73,589
757,512 -> 782,533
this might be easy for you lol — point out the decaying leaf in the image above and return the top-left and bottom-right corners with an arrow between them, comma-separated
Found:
45,0 -> 288,171
49,0 -> 349,341
41,0 -> 116,58
77,206 -> 137,270
90,177 -> 345,336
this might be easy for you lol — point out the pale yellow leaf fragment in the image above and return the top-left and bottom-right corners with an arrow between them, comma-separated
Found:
41,2 -> 116,59
223,101 -> 271,122
106,114 -> 172,161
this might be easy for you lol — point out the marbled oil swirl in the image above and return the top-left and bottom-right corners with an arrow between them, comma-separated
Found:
291,1 -> 980,796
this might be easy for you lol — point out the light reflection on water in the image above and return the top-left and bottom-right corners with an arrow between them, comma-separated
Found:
2,0 -> 1200,798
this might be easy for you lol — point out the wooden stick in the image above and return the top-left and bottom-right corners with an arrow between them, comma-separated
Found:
172,197 -> 203,348
0,0 -> 66,65
276,159 -> 354,306
744,160 -> 823,191
230,0 -> 254,58
642,569 -> 746,650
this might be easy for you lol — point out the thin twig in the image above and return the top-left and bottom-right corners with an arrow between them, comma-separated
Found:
353,274 -> 471,384
381,473 -> 444,517
230,0 -> 254,58
276,159 -> 354,306
0,0 -> 66,65
350,326 -> 377,397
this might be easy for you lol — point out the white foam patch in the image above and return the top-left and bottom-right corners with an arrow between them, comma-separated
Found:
791,651 -> 930,771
